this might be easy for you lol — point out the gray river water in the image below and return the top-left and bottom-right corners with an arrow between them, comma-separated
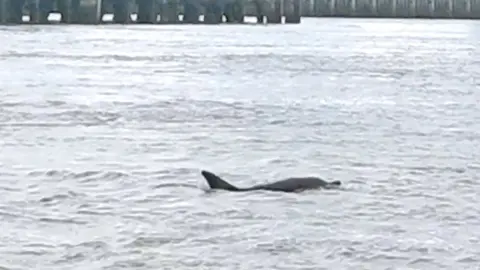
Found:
1,18 -> 480,270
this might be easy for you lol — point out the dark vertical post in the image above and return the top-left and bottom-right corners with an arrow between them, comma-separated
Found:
159,0 -> 167,22
72,0 -> 101,24
183,0 -> 199,23
167,0 -> 178,22
267,0 -> 282,23
113,0 -> 131,23
30,0 -> 52,24
232,0 -> 244,23
285,0 -> 300,23
224,1 -> 235,22
254,0 -> 264,23
0,0 -> 7,24
5,0 -> 26,23
57,0 -> 74,23
204,1 -> 221,23
160,0 -> 178,23
137,0 -> 157,23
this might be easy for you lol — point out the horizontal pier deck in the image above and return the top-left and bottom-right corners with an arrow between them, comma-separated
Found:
0,0 -> 302,25
300,0 -> 480,19
3,0 -> 480,25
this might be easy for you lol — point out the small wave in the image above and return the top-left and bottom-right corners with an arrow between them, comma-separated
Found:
25,243 -> 56,248
0,109 -> 120,128
28,170 -> 129,182
349,162 -> 467,175
1,51 -> 189,63
104,260 -> 147,270
55,241 -> 111,264
0,122 -> 102,127
349,161 -> 378,168
405,165 -> 466,174
14,250 -> 47,256
154,183 -> 198,189
0,211 -> 21,219
39,191 -> 80,203
77,209 -> 115,217
0,186 -> 21,192
38,217 -> 87,225
253,238 -> 304,255
456,255 -> 478,264
408,257 -> 435,266
62,241 -> 110,250
125,236 -> 184,248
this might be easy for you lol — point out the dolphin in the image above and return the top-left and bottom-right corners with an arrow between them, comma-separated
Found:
200,170 -> 341,193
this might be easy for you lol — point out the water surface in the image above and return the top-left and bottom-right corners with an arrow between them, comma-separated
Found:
1,18 -> 480,270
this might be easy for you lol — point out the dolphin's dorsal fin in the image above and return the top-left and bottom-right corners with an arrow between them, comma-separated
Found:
201,170 -> 239,191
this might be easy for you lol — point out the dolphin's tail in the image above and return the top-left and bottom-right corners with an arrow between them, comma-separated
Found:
201,170 -> 240,191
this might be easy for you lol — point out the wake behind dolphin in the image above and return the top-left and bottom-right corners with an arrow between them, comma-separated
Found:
201,170 -> 341,193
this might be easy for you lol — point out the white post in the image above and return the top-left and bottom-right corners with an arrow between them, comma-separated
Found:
429,0 -> 434,17
372,0 -> 377,16
411,0 -> 416,16
447,0 -> 453,17
95,0 -> 102,22
309,0 -> 315,15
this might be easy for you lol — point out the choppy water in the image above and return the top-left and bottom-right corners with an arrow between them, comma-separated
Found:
1,18 -> 480,270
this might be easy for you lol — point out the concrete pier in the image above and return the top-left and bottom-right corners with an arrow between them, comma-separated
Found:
285,0 -> 301,22
137,0 -> 157,23
183,0 -> 200,23
0,0 -> 303,25
4,0 -> 480,24
72,0 -> 102,24
29,0 -> 52,24
300,0 -> 480,19
0,0 -> 24,24
112,0 -> 133,23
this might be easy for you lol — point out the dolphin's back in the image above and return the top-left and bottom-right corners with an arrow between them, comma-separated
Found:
258,177 -> 330,192
200,170 -> 340,193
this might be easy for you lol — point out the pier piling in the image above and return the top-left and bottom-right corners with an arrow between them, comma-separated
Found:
313,0 -> 330,16
113,0 -> 132,24
266,0 -> 282,23
57,0 -> 76,23
416,0 -> 432,17
183,0 -> 200,23
73,0 -> 102,24
472,0 -> 480,18
204,1 -> 222,24
0,0 -> 24,24
160,0 -> 178,23
253,0 -> 265,23
285,0 -> 301,23
233,0 -> 245,22
433,0 -> 452,17
376,0 -> 393,17
224,1 -> 235,22
0,0 -> 7,23
355,0 -> 375,16
453,0 -> 471,18
137,0 -> 157,23
29,0 -> 52,24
